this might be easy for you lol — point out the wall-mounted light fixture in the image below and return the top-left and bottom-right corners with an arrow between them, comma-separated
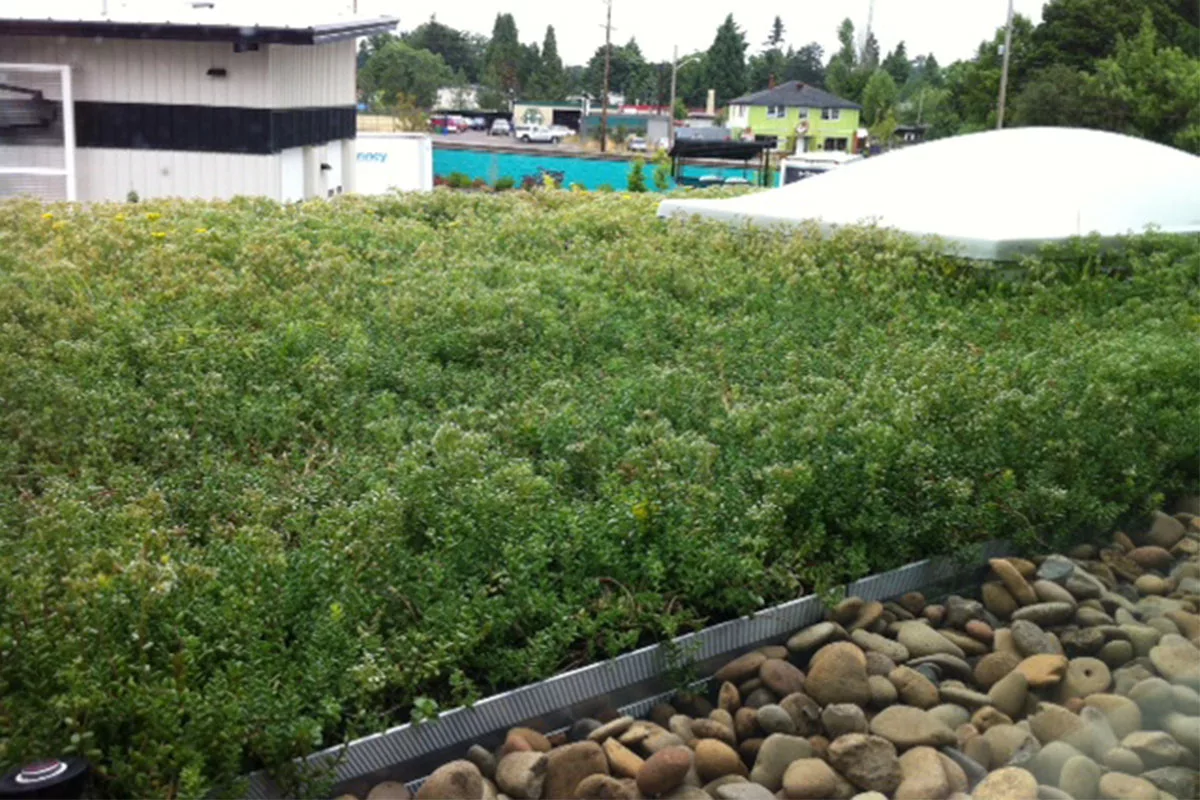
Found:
205,67 -> 227,78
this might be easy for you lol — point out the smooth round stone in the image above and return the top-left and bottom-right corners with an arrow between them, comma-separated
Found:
1171,684 -> 1200,715
1075,606 -> 1115,626
939,629 -> 991,657
694,739 -> 746,783
868,674 -> 898,708
941,746 -> 988,789
1033,580 -> 1078,607
749,734 -> 811,792
417,761 -> 484,800
983,724 -> 1041,767
865,650 -> 897,677
1164,712 -> 1200,752
889,666 -> 939,709
988,671 -> 1029,718
1140,766 -> 1200,799
971,706 -> 1014,732
366,781 -> 412,800
782,759 -> 839,800
1029,741 -> 1084,786
1013,602 -> 1076,627
966,620 -> 995,643
1061,627 -> 1106,656
945,596 -> 985,629
1147,618 -> 1181,638
636,747 -> 693,797
928,704 -> 971,732
1122,730 -> 1187,769
588,716 -> 635,743
1102,746 -> 1145,774
822,704 -> 868,738
983,582 -> 1020,619
973,767 -> 1038,800
716,652 -> 768,685
851,629 -> 910,662
897,623 -> 966,658
1129,677 -> 1174,718
1065,575 -> 1102,601
742,688 -> 777,709
938,683 -> 991,709
715,783 -> 774,800
1015,655 -> 1069,688
1099,639 -> 1135,668
1012,620 -> 1063,657
869,706 -> 957,749
1028,703 -> 1086,745
910,654 -> 974,683
1037,556 -> 1076,584
786,622 -> 842,654
827,734 -> 902,795
755,704 -> 796,735
1059,658 -> 1111,701
1137,574 -> 1171,596
1150,640 -> 1200,689
1058,755 -> 1103,800
914,664 -> 942,685
759,659 -> 806,697
779,692 -> 821,735
1083,694 -> 1143,739
976,651 -> 1023,689
1099,772 -> 1159,800
1123,625 -> 1164,657
805,642 -> 871,707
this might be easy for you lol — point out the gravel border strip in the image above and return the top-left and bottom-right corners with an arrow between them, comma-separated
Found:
243,541 -> 1013,799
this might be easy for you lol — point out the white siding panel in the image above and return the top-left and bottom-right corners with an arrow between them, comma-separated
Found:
268,41 -> 355,108
74,148 -> 280,202
0,37 -> 270,106
279,147 -> 305,202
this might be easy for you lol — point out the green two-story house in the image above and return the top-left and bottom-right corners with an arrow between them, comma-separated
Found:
726,82 -> 862,155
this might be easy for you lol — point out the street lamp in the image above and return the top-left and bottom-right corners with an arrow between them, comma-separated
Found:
668,49 -> 703,147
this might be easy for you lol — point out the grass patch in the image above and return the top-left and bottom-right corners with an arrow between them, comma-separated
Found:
1,192 -> 1196,796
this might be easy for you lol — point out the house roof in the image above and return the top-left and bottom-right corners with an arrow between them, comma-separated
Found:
0,1 -> 397,45
728,82 -> 861,111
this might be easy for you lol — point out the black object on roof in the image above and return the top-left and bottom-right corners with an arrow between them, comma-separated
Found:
668,139 -> 774,160
728,81 -> 861,111
0,17 -> 398,45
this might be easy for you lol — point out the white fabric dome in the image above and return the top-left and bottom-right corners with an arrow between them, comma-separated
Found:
658,127 -> 1200,260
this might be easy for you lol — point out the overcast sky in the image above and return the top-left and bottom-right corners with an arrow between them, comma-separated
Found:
351,0 -> 1050,66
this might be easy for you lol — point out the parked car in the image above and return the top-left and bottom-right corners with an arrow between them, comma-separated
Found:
627,135 -> 647,152
548,124 -> 573,139
490,119 -> 512,136
516,125 -> 562,144
469,117 -> 488,130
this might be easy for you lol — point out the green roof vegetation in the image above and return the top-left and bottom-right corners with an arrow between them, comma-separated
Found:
1,192 -> 1196,797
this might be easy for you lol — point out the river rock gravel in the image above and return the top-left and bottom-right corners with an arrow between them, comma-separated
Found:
353,505 -> 1200,799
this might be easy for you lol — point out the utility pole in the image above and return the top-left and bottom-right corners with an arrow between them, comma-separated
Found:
668,45 -> 678,147
600,0 -> 613,152
997,0 -> 1015,129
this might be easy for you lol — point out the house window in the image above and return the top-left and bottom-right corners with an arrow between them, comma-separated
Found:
821,107 -> 841,121
823,137 -> 849,152
767,105 -> 786,119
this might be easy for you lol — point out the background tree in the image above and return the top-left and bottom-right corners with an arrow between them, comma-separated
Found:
1032,0 -> 1200,71
403,17 -> 484,82
861,31 -> 881,69
825,19 -> 870,100
482,14 -> 523,107
527,26 -> 567,100
358,41 -> 454,108
941,14 -> 1036,130
882,41 -> 911,86
861,68 -> 898,125
585,40 -> 655,104
705,15 -> 749,105
784,43 -> 826,85
1011,64 -> 1115,128
766,16 -> 786,49
748,49 -> 787,91
1090,11 -> 1200,151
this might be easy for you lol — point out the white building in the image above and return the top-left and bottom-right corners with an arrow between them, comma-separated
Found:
0,1 -> 398,202
435,86 -> 479,111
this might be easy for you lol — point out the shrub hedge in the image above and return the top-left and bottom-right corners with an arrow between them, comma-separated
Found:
0,192 -> 1196,796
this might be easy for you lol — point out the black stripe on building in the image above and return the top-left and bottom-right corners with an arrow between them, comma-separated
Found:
73,102 -> 356,154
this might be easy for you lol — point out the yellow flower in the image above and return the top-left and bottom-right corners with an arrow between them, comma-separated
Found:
114,214 -> 126,222
194,227 -> 208,234
42,212 -> 54,220
621,194 -> 632,200
145,212 -> 162,221
632,500 -> 651,521
151,232 -> 167,239
52,221 -> 67,231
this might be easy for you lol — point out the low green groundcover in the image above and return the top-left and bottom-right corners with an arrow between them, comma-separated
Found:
0,192 -> 1196,796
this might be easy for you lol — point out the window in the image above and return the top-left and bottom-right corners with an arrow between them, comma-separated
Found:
767,105 -> 786,119
821,107 -> 841,121
823,137 -> 849,152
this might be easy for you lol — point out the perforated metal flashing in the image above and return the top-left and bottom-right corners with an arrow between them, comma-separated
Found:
244,540 -> 1011,798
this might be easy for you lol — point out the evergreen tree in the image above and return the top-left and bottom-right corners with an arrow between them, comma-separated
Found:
483,14 -> 522,106
530,26 -> 567,100
766,16 -> 786,49
705,14 -> 749,105
784,43 -> 826,85
882,41 -> 911,86
862,31 -> 881,69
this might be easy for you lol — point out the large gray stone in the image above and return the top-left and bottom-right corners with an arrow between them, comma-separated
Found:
749,734 -> 811,792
